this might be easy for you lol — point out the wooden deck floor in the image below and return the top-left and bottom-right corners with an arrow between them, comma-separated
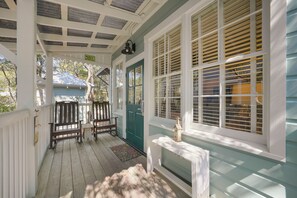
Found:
36,133 -> 190,198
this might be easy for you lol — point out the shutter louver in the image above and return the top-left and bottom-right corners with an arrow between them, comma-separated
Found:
191,0 -> 264,135
193,70 -> 199,123
223,0 -> 250,25
202,66 -> 220,126
169,74 -> 181,119
224,18 -> 250,58
201,3 -> 218,64
153,24 -> 181,120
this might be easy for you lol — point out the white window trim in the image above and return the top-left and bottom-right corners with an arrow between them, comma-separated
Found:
112,54 -> 126,115
144,0 -> 286,161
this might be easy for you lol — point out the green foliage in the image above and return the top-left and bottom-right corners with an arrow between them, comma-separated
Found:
53,58 -> 109,102
0,60 -> 16,113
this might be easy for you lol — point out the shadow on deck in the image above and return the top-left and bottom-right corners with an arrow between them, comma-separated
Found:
36,133 -> 189,198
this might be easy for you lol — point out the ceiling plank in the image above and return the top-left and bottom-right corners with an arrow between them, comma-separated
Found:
0,29 -> 117,46
61,4 -> 68,47
4,0 -> 16,10
0,28 -> 16,37
45,0 -> 142,23
0,8 -> 130,36
0,7 -> 16,20
37,16 -> 130,36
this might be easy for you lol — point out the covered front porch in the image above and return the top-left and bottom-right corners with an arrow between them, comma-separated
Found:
1,0 -> 294,197
36,133 -> 188,198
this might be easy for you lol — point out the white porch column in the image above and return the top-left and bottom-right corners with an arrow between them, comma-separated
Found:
16,0 -> 37,197
45,54 -> 53,105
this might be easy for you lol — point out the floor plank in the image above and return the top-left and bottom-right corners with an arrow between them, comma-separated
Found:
37,134 -> 190,198
60,140 -> 73,198
35,149 -> 54,198
89,140 -> 114,176
45,143 -> 63,198
83,141 -> 106,181
70,141 -> 86,198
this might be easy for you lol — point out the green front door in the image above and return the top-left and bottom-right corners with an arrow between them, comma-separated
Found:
126,59 -> 144,152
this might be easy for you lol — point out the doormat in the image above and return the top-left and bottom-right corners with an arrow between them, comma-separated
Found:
110,144 -> 141,162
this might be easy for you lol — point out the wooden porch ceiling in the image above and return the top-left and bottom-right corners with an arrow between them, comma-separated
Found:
0,0 -> 166,54
36,133 -> 190,198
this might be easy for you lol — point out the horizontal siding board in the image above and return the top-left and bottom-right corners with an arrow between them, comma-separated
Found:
286,142 -> 297,165
287,14 -> 297,34
181,135 -> 297,188
286,102 -> 297,119
286,79 -> 297,97
286,123 -> 297,143
149,124 -> 173,137
210,157 -> 286,198
286,56 -> 297,76
287,0 -> 297,12
287,35 -> 297,55
209,185 -> 232,198
210,171 -> 265,198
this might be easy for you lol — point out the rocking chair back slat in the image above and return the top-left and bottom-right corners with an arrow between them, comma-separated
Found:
49,101 -> 82,148
92,101 -> 117,138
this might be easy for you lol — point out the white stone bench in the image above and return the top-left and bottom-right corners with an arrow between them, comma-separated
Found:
147,134 -> 209,198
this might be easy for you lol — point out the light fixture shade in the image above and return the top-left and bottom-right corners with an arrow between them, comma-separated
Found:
121,40 -> 136,55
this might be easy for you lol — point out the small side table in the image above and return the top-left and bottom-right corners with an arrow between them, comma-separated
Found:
82,123 -> 94,140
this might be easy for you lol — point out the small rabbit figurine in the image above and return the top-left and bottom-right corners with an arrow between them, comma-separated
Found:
173,117 -> 182,142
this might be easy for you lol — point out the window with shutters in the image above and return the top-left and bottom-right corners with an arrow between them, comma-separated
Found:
191,0 -> 265,136
115,62 -> 123,110
146,0 -> 285,161
153,25 -> 181,120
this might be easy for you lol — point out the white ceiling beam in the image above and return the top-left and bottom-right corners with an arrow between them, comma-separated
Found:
37,16 -> 130,36
0,43 -> 17,64
88,14 -> 106,48
36,31 -> 48,56
0,29 -> 117,46
0,42 -> 42,52
0,8 -> 130,36
45,0 -> 142,23
4,0 -> 16,10
39,34 -> 118,45
51,54 -> 108,66
46,45 -> 113,53
1,42 -> 112,53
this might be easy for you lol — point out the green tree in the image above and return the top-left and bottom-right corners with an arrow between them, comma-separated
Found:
0,60 -> 17,112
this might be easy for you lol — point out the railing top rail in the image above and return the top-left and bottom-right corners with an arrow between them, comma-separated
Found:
0,109 -> 30,126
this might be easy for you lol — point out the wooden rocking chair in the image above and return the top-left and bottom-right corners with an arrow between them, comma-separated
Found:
92,101 -> 117,139
49,101 -> 82,148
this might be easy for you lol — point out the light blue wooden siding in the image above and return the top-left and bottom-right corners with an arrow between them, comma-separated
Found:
111,0 -> 188,62
155,1 -> 297,198
53,87 -> 86,97
112,0 -> 297,197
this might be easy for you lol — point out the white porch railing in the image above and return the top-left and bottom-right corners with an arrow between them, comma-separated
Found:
35,105 -> 52,171
0,109 -> 30,198
0,102 -> 93,197
79,103 -> 92,123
